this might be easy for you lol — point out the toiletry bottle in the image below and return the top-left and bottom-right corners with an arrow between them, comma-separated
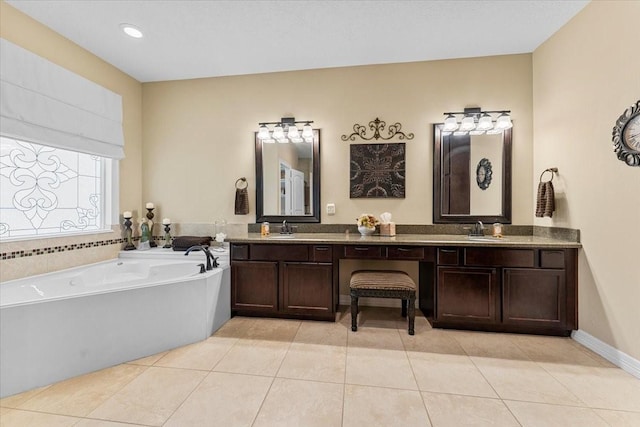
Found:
261,222 -> 270,237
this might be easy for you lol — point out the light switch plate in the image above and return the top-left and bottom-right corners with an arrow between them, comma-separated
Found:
326,203 -> 336,215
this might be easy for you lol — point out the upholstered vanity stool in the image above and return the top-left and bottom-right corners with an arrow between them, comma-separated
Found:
350,270 -> 416,335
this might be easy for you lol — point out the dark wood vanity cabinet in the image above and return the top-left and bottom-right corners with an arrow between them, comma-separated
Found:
282,262 -> 333,315
230,243 -> 335,320
230,240 -> 577,336
231,261 -> 278,312
437,267 -> 499,324
433,247 -> 577,336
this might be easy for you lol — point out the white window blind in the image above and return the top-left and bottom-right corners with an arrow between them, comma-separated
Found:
0,38 -> 124,159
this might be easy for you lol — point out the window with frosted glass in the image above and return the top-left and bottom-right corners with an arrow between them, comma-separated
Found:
0,136 -> 105,239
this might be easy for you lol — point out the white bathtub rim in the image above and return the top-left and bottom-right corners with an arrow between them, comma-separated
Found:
0,258 -> 223,309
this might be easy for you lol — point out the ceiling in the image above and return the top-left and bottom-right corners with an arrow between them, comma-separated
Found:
7,0 -> 589,83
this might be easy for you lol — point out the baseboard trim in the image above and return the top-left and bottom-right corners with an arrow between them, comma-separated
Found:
572,329 -> 640,379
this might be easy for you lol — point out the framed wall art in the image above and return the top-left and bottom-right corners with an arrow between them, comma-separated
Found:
350,143 -> 405,198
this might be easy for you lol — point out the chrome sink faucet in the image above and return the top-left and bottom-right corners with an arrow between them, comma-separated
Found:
469,221 -> 484,237
281,220 -> 292,234
185,245 -> 215,270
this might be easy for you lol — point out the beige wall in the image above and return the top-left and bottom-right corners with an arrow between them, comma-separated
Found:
533,1 -> 640,360
0,2 -> 143,281
142,54 -> 533,226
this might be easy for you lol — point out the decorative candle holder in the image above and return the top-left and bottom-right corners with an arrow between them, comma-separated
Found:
123,215 -> 136,250
146,207 -> 157,247
163,223 -> 172,248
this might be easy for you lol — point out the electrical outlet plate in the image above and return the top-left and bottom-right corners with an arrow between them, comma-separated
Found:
326,203 -> 336,215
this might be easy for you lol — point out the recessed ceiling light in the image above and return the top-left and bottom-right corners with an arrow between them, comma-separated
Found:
119,23 -> 143,39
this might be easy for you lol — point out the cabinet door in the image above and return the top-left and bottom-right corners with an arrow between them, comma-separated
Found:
282,262 -> 333,314
231,261 -> 278,312
503,268 -> 566,328
436,267 -> 499,323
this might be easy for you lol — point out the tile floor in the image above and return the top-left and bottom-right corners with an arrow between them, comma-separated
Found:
2,307 -> 640,427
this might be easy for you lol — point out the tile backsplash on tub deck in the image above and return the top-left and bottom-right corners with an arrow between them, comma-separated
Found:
0,222 -> 246,282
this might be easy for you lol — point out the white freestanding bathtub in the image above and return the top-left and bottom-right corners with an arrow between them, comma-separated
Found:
0,254 -> 230,398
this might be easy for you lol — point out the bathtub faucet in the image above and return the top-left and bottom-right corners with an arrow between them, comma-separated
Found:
185,245 -> 215,271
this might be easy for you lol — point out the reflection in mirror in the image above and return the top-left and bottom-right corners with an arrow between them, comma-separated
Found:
256,130 -> 320,223
433,125 -> 512,223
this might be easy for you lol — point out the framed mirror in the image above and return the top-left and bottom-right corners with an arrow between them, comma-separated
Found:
256,130 -> 320,223
433,124 -> 512,223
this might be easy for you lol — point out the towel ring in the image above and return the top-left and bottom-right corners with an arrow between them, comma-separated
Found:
539,168 -> 557,183
235,177 -> 248,189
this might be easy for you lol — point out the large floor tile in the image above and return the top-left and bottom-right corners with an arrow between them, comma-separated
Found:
154,336 -> 237,370
293,320 -> 348,346
213,339 -> 290,376
510,334 -> 608,366
126,351 -> 168,366
16,364 -> 147,417
212,316 -> 258,339
593,409 -> 640,426
0,408 -> 79,427
0,385 -> 50,408
87,366 -> 207,426
472,357 -> 584,406
164,372 -> 272,427
347,326 -> 405,350
253,378 -> 343,427
75,420 -> 147,426
422,392 -> 519,427
243,317 -> 301,341
346,347 -> 418,390
400,327 -> 467,355
408,352 -> 497,397
343,384 -> 431,427
505,400 -> 609,427
452,331 -> 531,360
277,342 -> 346,383
540,363 -> 640,412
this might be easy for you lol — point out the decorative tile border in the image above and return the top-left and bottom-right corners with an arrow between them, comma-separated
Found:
0,236 -> 168,261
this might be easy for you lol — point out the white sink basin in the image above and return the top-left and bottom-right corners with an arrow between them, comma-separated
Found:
269,234 -> 296,239
467,236 -> 508,242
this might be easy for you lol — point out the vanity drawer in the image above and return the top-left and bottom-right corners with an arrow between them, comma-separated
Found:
540,250 -> 565,269
344,245 -> 384,259
464,248 -> 535,268
388,246 -> 425,260
311,245 -> 333,262
231,243 -> 249,260
437,248 -> 459,265
250,244 -> 309,261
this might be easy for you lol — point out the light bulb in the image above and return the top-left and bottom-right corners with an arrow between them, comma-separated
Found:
443,114 -> 459,131
287,125 -> 299,140
476,113 -> 494,131
272,124 -> 285,141
495,113 -> 513,129
258,124 -> 270,140
301,123 -> 313,139
460,116 -> 476,132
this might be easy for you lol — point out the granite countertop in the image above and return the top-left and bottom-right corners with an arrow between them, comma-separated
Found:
227,232 -> 581,248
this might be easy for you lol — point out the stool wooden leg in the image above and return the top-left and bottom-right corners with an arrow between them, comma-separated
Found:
408,294 -> 416,335
350,294 -> 358,332
401,299 -> 407,317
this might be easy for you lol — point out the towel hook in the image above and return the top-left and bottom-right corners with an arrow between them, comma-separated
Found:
235,177 -> 248,189
539,167 -> 558,183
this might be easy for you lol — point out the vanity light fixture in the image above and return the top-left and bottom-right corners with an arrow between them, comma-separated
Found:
442,107 -> 512,135
119,23 -> 144,39
257,117 -> 314,143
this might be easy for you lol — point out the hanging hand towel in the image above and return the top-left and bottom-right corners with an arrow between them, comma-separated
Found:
535,173 -> 555,218
234,177 -> 249,215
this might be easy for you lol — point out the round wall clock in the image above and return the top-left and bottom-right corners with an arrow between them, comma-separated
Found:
476,158 -> 492,190
612,99 -> 640,167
